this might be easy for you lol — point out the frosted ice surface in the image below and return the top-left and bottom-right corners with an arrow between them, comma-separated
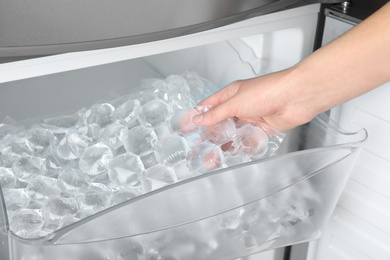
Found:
124,125 -> 158,156
107,153 -> 144,186
223,154 -> 251,167
9,138 -> 35,155
10,209 -> 44,237
200,118 -> 236,145
100,121 -> 128,151
154,133 -> 189,166
109,187 -> 142,206
0,167 -> 17,188
56,132 -> 90,160
173,160 -> 193,180
57,170 -> 90,192
233,124 -> 269,158
42,196 -> 78,222
3,188 -> 30,211
182,71 -> 205,101
78,123 -> 101,142
83,103 -> 115,127
12,154 -> 46,179
186,141 -> 224,173
140,78 -> 168,102
154,122 -> 172,139
140,152 -> 158,169
26,175 -> 61,203
112,99 -> 141,128
137,100 -> 171,128
28,127 -> 55,156
76,189 -> 109,217
79,143 -> 113,176
141,164 -> 178,192
168,108 -> 199,135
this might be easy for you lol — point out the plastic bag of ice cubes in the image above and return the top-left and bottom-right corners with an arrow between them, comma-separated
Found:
0,71 -> 285,239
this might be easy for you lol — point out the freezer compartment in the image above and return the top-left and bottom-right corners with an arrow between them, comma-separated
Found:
0,5 -> 366,258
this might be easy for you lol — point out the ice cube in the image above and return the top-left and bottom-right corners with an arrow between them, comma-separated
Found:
83,103 -> 115,127
164,74 -> 196,111
43,163 -> 63,182
109,187 -> 142,206
154,133 -> 189,166
181,71 -> 205,102
77,123 -> 102,142
28,126 -> 55,156
112,99 -> 141,128
182,71 -> 219,101
107,153 -> 144,186
173,160 -> 194,180
165,74 -> 191,98
26,175 -> 62,203
140,164 -> 178,192
57,170 -> 90,192
169,93 -> 196,112
223,154 -> 251,167
184,132 -> 203,148
186,141 -> 224,173
89,172 -> 111,188
233,124 -> 269,158
154,122 -> 172,139
100,121 -> 128,151
9,138 -> 35,155
137,100 -> 171,128
123,125 -> 158,156
56,132 -> 90,160
140,78 -> 168,102
168,108 -> 200,135
79,143 -> 113,176
2,188 -> 30,211
0,151 -> 20,168
76,189 -> 109,217
10,208 -> 44,237
42,196 -> 78,222
12,154 -> 46,179
0,121 -> 19,140
140,152 -> 158,169
200,118 -> 237,145
0,167 -> 17,188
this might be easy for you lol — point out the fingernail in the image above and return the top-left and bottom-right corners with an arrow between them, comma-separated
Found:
192,114 -> 203,124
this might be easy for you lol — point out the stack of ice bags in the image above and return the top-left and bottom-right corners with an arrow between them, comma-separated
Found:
0,71 -> 284,239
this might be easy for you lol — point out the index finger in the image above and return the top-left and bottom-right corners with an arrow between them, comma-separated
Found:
197,81 -> 241,107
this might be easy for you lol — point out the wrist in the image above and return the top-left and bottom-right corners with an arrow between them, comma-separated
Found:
278,64 -> 328,126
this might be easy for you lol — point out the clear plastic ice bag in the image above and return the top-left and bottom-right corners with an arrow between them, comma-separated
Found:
0,71 -> 284,239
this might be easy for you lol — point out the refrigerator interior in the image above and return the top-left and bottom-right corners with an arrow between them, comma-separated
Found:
0,4 -> 367,260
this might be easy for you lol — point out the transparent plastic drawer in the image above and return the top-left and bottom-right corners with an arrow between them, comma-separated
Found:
0,113 -> 367,260
0,21 -> 366,259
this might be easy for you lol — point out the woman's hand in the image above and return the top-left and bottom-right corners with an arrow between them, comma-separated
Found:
192,69 -> 318,132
